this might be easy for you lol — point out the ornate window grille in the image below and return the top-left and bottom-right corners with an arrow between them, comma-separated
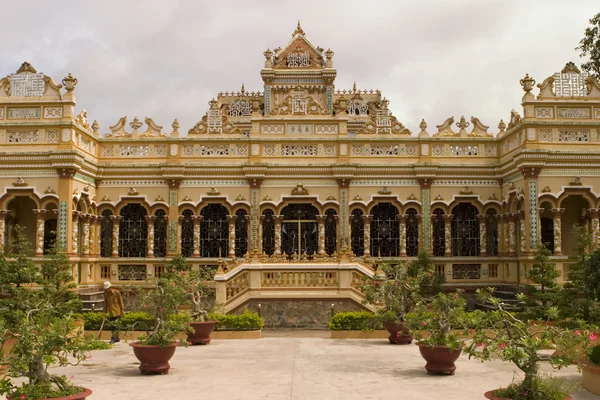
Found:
100,210 -> 113,257
235,209 -> 248,257
119,204 -> 148,258
43,219 -> 57,254
405,208 -> 419,256
350,209 -> 364,256
540,217 -> 554,253
451,203 -> 480,257
154,209 -> 167,258
100,265 -> 110,279
370,203 -> 400,257
485,209 -> 499,256
200,204 -> 228,258
118,264 -> 147,281
262,210 -> 275,256
281,204 -> 319,257
181,209 -> 194,258
432,208 -> 445,256
324,209 -> 337,256
452,264 -> 481,279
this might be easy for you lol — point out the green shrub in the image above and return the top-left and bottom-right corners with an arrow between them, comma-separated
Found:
80,338 -> 112,351
328,311 -> 379,331
589,344 -> 600,365
83,311 -> 155,331
208,310 -> 264,331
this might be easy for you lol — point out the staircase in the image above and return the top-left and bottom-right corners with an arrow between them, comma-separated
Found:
474,285 -> 524,312
78,288 -> 105,312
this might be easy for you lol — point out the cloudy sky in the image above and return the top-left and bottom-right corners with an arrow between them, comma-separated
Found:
1,1 -> 597,136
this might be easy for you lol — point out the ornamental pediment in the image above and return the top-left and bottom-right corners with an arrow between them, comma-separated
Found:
432,116 -> 493,138
0,62 -> 63,99
105,116 -> 169,138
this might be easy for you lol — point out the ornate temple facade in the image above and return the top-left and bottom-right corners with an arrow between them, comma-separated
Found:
1,24 -> 600,320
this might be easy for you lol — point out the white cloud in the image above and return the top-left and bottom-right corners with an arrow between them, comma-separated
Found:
0,0 -> 597,135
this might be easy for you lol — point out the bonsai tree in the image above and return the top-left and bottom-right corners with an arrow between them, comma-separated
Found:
362,251 -> 444,324
169,254 -> 215,321
40,243 -> 83,317
522,243 -> 562,321
0,226 -> 92,399
136,264 -> 191,347
465,288 -> 595,400
559,226 -> 600,323
405,290 -> 468,350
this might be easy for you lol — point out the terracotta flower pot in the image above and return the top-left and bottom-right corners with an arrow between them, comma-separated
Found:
382,322 -> 412,345
130,342 -> 177,375
582,361 -> 600,395
484,389 -> 572,399
416,342 -> 462,375
8,387 -> 92,400
187,321 -> 218,345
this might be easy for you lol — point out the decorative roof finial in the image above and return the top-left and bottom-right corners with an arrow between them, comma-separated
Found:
241,83 -> 245,95
353,81 -> 357,93
293,20 -> 305,36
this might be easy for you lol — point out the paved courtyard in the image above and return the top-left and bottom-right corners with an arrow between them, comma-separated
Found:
56,336 -> 600,400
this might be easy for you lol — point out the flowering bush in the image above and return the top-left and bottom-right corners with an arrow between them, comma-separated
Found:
465,288 -> 597,400
361,252 -> 444,322
405,290 -> 468,350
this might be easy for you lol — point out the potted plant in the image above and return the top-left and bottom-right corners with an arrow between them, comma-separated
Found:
0,227 -> 92,399
581,342 -> 600,395
129,261 -> 191,374
168,254 -> 218,345
362,252 -> 444,344
405,290 -> 467,375
465,288 -> 595,400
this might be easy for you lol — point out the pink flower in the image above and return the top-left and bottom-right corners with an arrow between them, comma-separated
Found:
590,333 -> 598,341
575,330 -> 581,336
6,341 -> 11,345
433,315 -> 438,321
394,282 -> 398,286
87,355 -> 92,360
20,395 -> 26,400
499,342 -> 506,349
422,321 -> 428,327
70,375 -> 74,379
468,328 -> 475,334
143,304 -> 147,308
476,342 -> 487,348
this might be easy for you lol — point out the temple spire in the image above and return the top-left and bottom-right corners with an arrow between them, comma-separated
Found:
293,20 -> 305,36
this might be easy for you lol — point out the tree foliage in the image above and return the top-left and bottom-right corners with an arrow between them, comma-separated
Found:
576,12 -> 600,79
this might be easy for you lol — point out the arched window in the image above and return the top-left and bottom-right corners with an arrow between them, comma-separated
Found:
405,208 -> 419,256
100,210 -> 113,257
200,204 -> 228,257
235,209 -> 248,257
262,210 -> 275,256
451,203 -> 480,257
181,209 -> 194,257
371,203 -> 399,257
281,204 -> 318,256
154,209 -> 167,258
540,217 -> 554,253
350,209 -> 364,256
432,208 -> 445,256
119,204 -> 148,257
324,209 -> 337,256
43,219 -> 57,254
486,209 -> 499,256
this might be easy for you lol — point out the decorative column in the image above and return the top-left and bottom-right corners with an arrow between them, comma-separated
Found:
57,168 -> 77,252
110,215 -> 121,257
0,210 -> 9,250
478,214 -> 487,256
588,209 -> 600,248
193,216 -> 202,257
81,214 -> 91,256
518,210 -> 526,254
167,179 -> 181,256
317,215 -> 326,256
397,214 -> 407,257
177,215 -> 184,255
521,167 -> 541,252
227,215 -> 237,258
274,215 -> 283,256
33,209 -> 47,256
508,214 -> 517,255
71,211 -> 80,255
336,178 -> 351,253
443,214 -> 454,256
362,215 -> 372,257
88,215 -> 97,256
248,179 -> 263,253
551,208 -> 565,256
418,179 -> 432,252
145,215 -> 156,258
